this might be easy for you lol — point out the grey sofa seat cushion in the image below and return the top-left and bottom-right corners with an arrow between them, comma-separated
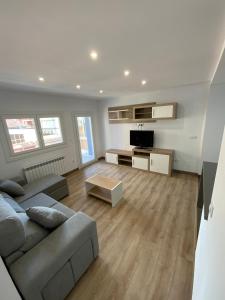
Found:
20,193 -> 57,210
0,179 -> 25,197
0,192 -> 25,213
52,202 -> 75,219
15,175 -> 67,203
4,250 -> 24,266
26,207 -> 68,229
18,213 -> 49,252
0,199 -> 25,257
9,212 -> 99,300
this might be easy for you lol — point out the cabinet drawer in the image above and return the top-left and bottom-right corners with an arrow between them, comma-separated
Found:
132,156 -> 149,171
105,153 -> 118,164
150,153 -> 170,175
152,105 -> 174,119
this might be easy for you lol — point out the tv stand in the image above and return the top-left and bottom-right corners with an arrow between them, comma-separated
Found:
105,147 -> 174,176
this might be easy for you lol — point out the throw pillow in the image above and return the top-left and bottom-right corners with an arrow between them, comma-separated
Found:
26,206 -> 68,229
0,180 -> 25,197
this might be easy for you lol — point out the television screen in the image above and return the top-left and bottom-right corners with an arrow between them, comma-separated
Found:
130,130 -> 154,148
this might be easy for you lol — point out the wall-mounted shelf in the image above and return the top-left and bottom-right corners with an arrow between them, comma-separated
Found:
108,102 -> 177,123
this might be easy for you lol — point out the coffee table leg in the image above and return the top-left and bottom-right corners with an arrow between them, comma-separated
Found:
111,183 -> 123,207
85,182 -> 92,194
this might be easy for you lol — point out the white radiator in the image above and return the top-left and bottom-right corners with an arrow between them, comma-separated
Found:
24,157 -> 65,183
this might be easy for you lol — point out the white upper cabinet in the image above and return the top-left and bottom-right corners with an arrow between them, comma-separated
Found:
152,104 -> 176,119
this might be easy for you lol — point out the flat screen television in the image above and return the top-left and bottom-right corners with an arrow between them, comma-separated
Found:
130,130 -> 154,148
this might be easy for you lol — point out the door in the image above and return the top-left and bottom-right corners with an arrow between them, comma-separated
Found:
150,153 -> 170,174
132,156 -> 149,171
152,105 -> 174,119
76,116 -> 95,166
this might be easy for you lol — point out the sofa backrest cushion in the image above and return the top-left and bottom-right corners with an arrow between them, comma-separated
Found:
0,193 -> 25,213
26,206 -> 68,229
18,213 -> 49,252
0,180 -> 25,197
0,198 -> 25,257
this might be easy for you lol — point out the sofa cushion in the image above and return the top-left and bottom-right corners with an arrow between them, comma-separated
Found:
4,250 -> 24,266
0,180 -> 25,197
0,198 -> 25,257
20,193 -> 57,210
0,192 -> 25,213
15,175 -> 67,203
26,207 -> 68,229
52,202 -> 75,219
18,213 -> 49,252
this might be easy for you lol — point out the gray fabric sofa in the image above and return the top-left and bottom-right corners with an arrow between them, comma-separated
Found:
0,175 -> 99,300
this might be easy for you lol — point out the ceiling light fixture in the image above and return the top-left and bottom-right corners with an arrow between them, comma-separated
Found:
124,70 -> 130,77
90,50 -> 98,60
76,84 -> 81,89
38,76 -> 45,82
141,80 -> 147,85
99,90 -> 103,94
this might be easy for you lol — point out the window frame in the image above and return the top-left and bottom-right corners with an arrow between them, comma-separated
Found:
1,113 -> 66,161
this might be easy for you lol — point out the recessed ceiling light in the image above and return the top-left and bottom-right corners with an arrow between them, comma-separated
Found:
124,70 -> 130,77
99,90 -> 103,94
76,84 -> 81,89
38,76 -> 45,82
141,80 -> 147,85
90,50 -> 98,60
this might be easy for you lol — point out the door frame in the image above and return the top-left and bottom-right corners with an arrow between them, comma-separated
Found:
72,112 -> 97,169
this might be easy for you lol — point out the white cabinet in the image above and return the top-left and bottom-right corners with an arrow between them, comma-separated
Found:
152,104 -> 175,119
105,152 -> 118,165
132,156 -> 149,171
150,153 -> 170,175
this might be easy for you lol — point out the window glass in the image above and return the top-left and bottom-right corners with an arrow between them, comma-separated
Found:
39,117 -> 63,146
5,118 -> 39,154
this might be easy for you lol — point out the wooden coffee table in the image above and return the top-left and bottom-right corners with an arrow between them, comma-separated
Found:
85,175 -> 123,207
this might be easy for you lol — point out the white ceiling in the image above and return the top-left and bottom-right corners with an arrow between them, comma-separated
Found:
212,46 -> 225,85
0,0 -> 225,98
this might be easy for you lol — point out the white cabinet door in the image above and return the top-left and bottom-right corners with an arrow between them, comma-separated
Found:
105,153 -> 118,165
150,153 -> 170,175
152,105 -> 174,119
132,156 -> 149,171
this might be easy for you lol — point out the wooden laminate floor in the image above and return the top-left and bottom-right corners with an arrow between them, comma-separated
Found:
63,160 -> 198,300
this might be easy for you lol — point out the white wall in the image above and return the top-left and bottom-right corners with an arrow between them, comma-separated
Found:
202,83 -> 225,162
100,83 -> 209,174
0,87 -> 104,179
192,127 -> 225,300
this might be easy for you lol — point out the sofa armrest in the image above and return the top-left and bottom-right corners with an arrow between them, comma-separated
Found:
10,176 -> 27,186
9,212 -> 99,300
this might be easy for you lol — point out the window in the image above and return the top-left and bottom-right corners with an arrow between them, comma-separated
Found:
39,117 -> 63,146
3,115 -> 64,157
5,118 -> 40,154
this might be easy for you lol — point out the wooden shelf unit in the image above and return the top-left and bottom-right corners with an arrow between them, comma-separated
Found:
108,107 -> 133,122
118,154 -> 132,166
108,102 -> 177,123
106,147 -> 174,176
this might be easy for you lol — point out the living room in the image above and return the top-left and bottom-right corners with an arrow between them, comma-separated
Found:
1,1 -> 225,300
